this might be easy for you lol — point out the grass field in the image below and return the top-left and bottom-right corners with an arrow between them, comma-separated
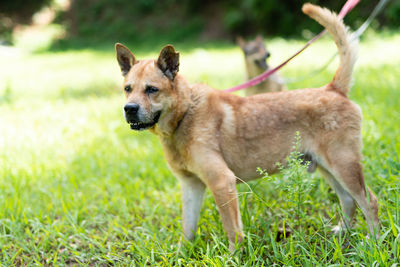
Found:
0,30 -> 399,265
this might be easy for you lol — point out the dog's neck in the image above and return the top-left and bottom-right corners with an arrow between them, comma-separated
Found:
245,59 -> 268,79
244,59 -> 283,93
175,108 -> 189,131
151,75 -> 193,138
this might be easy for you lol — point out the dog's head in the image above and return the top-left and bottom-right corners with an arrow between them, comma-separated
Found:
115,43 -> 180,131
237,35 -> 270,70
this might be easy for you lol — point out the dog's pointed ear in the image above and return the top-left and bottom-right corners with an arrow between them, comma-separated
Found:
115,43 -> 136,76
236,36 -> 246,49
157,45 -> 179,80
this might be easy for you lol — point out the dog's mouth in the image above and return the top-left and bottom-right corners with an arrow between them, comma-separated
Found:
128,111 -> 161,131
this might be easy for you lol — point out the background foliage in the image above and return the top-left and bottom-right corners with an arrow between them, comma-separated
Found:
0,0 -> 52,43
53,0 -> 400,42
1,0 -> 400,45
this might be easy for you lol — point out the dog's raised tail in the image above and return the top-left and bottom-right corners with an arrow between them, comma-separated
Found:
302,3 -> 358,96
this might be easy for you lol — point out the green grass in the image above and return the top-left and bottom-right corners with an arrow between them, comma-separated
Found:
0,30 -> 399,265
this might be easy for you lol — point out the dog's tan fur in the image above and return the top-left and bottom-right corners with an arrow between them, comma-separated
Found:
237,35 -> 286,95
115,4 -> 379,252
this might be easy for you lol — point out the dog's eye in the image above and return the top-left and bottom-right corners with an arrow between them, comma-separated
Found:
145,85 -> 159,94
124,85 -> 132,93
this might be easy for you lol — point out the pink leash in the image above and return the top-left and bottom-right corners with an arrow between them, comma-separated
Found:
224,0 -> 360,93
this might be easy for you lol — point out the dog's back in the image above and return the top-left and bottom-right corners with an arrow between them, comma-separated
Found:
211,4 -> 360,177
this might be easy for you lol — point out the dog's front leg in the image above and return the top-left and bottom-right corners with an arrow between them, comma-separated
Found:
200,165 -> 244,253
179,175 -> 206,241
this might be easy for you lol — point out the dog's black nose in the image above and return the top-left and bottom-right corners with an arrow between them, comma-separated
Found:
124,103 -> 140,115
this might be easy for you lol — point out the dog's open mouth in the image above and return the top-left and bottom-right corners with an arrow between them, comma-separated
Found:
128,111 -> 161,130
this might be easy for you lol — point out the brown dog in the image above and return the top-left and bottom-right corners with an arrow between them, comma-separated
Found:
237,35 -> 286,95
115,4 -> 379,252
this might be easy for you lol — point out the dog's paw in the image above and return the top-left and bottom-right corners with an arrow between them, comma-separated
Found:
229,242 -> 236,254
332,223 -> 353,236
228,233 -> 245,254
332,225 -> 344,235
228,242 -> 244,254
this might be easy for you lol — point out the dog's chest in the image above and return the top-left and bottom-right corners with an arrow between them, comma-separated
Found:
160,136 -> 192,174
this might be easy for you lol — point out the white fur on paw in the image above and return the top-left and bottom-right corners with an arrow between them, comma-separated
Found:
332,225 -> 343,235
229,242 -> 236,254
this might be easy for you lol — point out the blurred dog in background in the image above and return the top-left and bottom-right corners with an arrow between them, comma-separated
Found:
237,35 -> 286,95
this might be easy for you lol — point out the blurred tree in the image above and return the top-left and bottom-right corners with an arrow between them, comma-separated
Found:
2,0 -> 398,46
55,0 -> 399,44
0,0 -> 52,44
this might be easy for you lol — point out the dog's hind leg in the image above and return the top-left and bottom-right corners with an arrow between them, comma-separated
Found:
318,149 -> 379,237
319,166 -> 357,233
179,174 -> 206,241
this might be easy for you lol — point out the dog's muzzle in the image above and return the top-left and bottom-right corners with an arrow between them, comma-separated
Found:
124,103 -> 161,131
255,58 -> 268,69
254,52 -> 270,69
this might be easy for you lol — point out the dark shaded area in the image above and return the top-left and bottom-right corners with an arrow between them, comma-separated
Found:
0,0 -> 52,43
1,0 -> 399,49
53,0 -> 400,48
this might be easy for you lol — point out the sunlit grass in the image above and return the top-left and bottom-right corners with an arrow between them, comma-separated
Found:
0,30 -> 399,264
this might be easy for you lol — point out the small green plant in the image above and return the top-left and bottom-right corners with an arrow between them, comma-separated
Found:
258,131 -> 315,233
